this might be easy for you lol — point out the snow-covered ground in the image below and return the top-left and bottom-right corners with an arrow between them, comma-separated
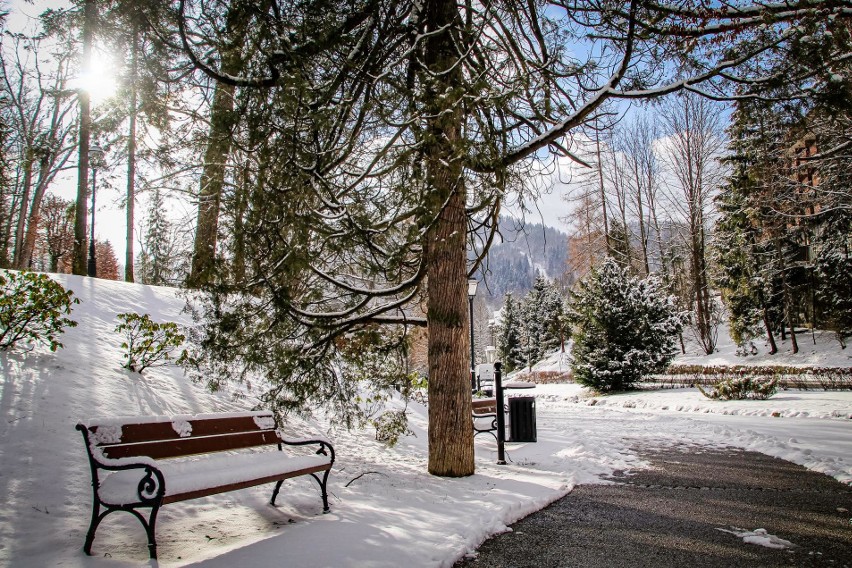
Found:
673,327 -> 852,369
1,273 -> 850,568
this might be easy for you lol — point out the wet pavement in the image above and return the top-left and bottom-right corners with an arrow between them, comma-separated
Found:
456,446 -> 852,567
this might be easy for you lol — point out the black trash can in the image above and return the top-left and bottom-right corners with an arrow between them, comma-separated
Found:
508,396 -> 536,442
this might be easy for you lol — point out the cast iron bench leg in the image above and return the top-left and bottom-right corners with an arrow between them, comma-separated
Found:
270,480 -> 284,506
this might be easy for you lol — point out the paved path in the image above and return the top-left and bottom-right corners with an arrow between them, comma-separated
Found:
456,446 -> 852,567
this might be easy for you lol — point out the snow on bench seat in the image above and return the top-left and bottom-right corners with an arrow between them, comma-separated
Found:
98,451 -> 332,506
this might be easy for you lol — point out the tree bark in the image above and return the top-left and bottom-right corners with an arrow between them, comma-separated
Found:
187,80 -> 234,287
187,6 -> 247,288
17,153 -> 52,269
424,0 -> 473,477
125,23 -> 138,282
73,0 -> 96,276
777,243 -> 799,354
762,306 -> 778,355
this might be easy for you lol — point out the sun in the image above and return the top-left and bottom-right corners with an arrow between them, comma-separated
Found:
72,49 -> 118,104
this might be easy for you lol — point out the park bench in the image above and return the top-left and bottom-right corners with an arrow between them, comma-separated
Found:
472,397 -> 501,440
76,411 -> 334,559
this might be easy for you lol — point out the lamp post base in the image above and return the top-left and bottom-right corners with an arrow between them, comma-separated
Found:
87,253 -> 96,278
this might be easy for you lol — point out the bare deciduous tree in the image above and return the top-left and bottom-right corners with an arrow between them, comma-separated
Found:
658,93 -> 727,354
0,28 -> 78,270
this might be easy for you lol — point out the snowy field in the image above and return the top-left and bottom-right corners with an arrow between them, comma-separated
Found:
1,273 -> 850,568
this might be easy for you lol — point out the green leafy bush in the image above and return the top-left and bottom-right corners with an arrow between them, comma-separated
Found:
0,271 -> 79,352
698,377 -> 779,400
115,312 -> 189,373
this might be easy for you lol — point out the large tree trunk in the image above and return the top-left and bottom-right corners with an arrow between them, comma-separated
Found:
424,0 -> 474,477
187,80 -> 235,287
72,0 -> 96,276
187,6 -> 247,288
125,23 -> 138,282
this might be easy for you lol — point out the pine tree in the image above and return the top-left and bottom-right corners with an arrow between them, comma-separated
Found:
98,0 -> 175,283
137,188 -> 174,285
715,95 -> 819,355
520,274 -> 566,368
172,0 -> 852,477
569,258 -> 682,392
813,212 -> 852,348
95,240 -> 120,280
496,294 -> 524,372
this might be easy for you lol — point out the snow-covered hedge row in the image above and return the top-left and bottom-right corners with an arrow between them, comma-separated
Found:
650,365 -> 852,391
511,370 -> 573,384
697,377 -> 779,400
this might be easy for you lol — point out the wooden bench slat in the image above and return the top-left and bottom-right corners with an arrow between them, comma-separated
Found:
91,414 -> 274,445
162,463 -> 331,504
101,430 -> 282,460
472,398 -> 498,414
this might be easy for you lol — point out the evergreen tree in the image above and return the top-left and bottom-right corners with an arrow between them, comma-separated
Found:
137,188 -> 174,286
715,97 -> 821,355
496,294 -> 524,372
813,212 -> 852,348
95,240 -> 120,280
520,274 -> 566,368
569,258 -> 682,392
172,0 -> 852,477
98,0 -> 176,283
714,101 -> 781,354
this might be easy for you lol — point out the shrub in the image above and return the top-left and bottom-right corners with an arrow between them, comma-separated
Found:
372,409 -> 413,446
512,370 -> 573,384
569,258 -> 682,392
698,377 -> 779,400
0,271 -> 79,352
115,312 -> 189,373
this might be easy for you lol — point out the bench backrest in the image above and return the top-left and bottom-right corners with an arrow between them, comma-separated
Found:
472,398 -> 498,415
79,412 -> 280,460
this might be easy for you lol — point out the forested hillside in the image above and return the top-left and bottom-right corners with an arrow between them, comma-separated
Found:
473,216 -> 570,306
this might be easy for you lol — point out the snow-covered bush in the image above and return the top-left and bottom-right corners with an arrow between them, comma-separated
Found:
697,376 -> 779,400
372,409 -> 413,446
115,312 -> 189,373
0,271 -> 79,352
568,258 -> 682,392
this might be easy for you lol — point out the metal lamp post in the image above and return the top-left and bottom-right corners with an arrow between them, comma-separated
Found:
468,278 -> 478,391
87,144 -> 105,278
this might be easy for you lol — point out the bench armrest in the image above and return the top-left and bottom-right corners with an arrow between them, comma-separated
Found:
76,424 -> 166,506
277,434 -> 336,465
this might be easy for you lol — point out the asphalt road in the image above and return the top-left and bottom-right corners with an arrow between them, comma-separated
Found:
455,445 -> 852,567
